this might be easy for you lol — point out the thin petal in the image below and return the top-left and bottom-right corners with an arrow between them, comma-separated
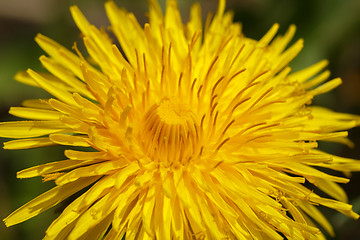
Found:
55,160 -> 128,185
9,107 -> 61,120
27,69 -> 77,106
67,192 -> 119,240
3,137 -> 55,150
49,134 -> 91,147
0,121 -> 67,138
17,159 -> 105,179
4,176 -> 99,227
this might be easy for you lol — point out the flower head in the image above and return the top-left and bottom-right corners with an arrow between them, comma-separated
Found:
2,0 -> 360,239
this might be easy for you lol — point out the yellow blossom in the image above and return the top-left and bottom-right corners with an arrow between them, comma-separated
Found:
2,0 -> 360,239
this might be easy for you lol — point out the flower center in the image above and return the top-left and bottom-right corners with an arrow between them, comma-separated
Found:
141,97 -> 199,166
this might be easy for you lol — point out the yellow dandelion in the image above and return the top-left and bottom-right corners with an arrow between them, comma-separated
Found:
2,0 -> 360,239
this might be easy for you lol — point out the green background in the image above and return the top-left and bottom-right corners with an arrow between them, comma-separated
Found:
0,0 -> 359,239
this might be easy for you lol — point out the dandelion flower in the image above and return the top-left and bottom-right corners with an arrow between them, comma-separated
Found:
2,0 -> 360,239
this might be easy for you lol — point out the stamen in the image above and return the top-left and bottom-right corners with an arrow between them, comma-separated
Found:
160,65 -> 165,92
231,97 -> 251,114
229,43 -> 245,71
211,76 -> 224,96
222,119 -> 235,136
197,85 -> 203,100
210,102 -> 218,117
212,111 -> 219,134
72,42 -> 87,62
190,78 -> 197,93
143,53 -> 148,80
213,161 -> 223,169
248,87 -> 273,110
216,137 -> 230,151
189,32 -> 201,50
199,146 -> 204,156
200,114 -> 206,129
120,105 -> 132,129
133,71 -> 137,92
135,48 -> 141,75
168,43 -> 172,69
178,72 -> 183,95
202,56 -> 219,94
186,45 -> 192,82
140,98 -> 199,165
210,94 -> 218,108
244,134 -> 272,144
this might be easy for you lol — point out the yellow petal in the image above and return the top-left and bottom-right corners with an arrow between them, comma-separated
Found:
3,137 -> 55,150
165,0 -> 187,56
302,70 -> 330,89
39,55 -> 93,99
258,23 -> 279,47
49,134 -> 90,147
309,77 -> 342,96
15,71 -> 76,93
142,186 -> 156,237
55,159 -> 127,185
0,120 -> 67,138
27,69 -> 77,106
45,175 -> 116,238
282,162 -> 349,184
35,34 -> 83,79
73,212 -> 113,240
298,201 -> 335,237
17,159 -> 104,179
315,178 -> 348,202
273,39 -> 303,73
105,1 -> 145,66
64,149 -> 107,161
112,184 -> 139,232
271,24 -> 296,54
103,228 -> 124,240
4,176 -> 99,227
161,195 -> 172,239
171,197 -> 185,239
70,5 -> 92,36
186,2 -> 202,41
9,107 -> 61,120
67,192 -> 119,240
290,60 -> 329,83
80,64 -> 108,105
21,99 -> 52,109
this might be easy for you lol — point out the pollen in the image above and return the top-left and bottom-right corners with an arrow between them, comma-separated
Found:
156,97 -> 194,125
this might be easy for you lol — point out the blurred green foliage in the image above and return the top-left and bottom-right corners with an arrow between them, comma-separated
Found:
0,0 -> 359,239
